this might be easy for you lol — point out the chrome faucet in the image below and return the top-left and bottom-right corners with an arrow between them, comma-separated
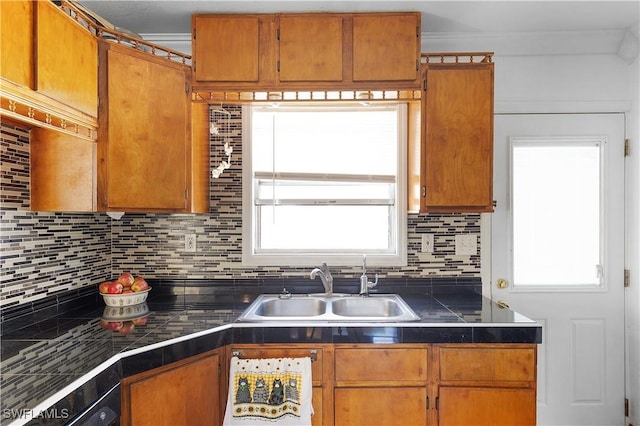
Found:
359,255 -> 378,296
310,263 -> 333,295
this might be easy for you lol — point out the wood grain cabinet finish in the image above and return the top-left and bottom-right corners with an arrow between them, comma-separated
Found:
352,13 -> 421,83
191,12 -> 421,90
98,42 -> 199,212
30,128 -> 96,212
278,14 -> 344,83
121,349 -> 223,426
334,346 -> 429,426
192,15 -> 277,88
436,344 -> 537,426
420,61 -> 494,213
1,0 -> 34,88
224,344 -> 538,426
36,0 -> 98,117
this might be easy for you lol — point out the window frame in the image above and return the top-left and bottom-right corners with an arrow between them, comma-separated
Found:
242,103 -> 408,267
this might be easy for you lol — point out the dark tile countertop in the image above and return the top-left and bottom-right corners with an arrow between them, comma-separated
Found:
0,278 -> 540,426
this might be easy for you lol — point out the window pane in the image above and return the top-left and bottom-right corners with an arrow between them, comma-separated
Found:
252,107 -> 397,175
512,142 -> 601,286
258,205 -> 392,251
257,179 -> 394,203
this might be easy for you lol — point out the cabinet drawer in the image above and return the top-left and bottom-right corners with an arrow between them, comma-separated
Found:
439,347 -> 535,382
230,346 -> 323,382
335,348 -> 427,382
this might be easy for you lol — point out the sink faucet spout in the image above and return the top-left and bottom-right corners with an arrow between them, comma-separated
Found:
310,263 -> 333,295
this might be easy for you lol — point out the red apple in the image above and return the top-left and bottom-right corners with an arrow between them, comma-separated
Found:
131,316 -> 148,326
106,281 -> 123,294
98,281 -> 111,294
117,272 -> 135,287
131,277 -> 149,292
118,322 -> 135,334
122,289 -> 134,294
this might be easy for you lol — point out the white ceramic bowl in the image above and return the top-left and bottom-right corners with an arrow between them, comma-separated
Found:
102,302 -> 150,321
101,288 -> 151,307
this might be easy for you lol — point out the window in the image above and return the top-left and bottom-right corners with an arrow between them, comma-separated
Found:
242,103 -> 407,266
510,138 -> 603,287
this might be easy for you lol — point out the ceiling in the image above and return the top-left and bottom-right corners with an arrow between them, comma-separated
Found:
77,1 -> 639,36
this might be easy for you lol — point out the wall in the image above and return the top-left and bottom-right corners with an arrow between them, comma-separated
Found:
0,125 -> 111,308
110,106 -> 481,279
0,109 -> 482,308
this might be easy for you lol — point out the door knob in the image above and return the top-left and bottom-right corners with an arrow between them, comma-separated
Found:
496,278 -> 508,289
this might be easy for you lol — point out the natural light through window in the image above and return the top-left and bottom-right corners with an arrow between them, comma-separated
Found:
511,139 -> 602,287
243,104 -> 407,266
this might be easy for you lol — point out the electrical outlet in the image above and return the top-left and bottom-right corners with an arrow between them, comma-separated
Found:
455,234 -> 477,256
185,234 -> 197,252
421,234 -> 434,253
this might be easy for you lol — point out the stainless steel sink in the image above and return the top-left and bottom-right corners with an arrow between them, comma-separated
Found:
255,297 -> 326,317
237,294 -> 420,322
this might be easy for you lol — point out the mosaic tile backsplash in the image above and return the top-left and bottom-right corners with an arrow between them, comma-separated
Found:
1,108 -> 480,307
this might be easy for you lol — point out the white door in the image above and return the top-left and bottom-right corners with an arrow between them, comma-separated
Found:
491,113 -> 625,426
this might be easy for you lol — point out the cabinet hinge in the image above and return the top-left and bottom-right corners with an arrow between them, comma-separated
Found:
276,28 -> 280,41
435,396 -> 439,410
185,188 -> 189,200
277,60 -> 280,73
193,28 -> 196,40
416,25 -> 420,38
625,139 -> 630,157
422,79 -> 427,91
416,59 -> 419,72
421,186 -> 426,198
218,364 -> 222,376
625,397 -> 629,417
426,396 -> 429,409
625,269 -> 630,287
185,81 -> 189,94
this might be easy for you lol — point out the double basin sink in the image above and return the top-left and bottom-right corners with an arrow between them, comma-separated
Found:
237,293 -> 420,322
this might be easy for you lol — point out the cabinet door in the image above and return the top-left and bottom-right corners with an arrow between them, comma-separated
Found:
37,0 -> 97,117
352,14 -> 420,82
121,350 -> 222,426
192,15 -> 276,86
438,387 -> 536,426
30,128 -> 96,212
1,0 -> 33,88
278,14 -> 343,82
421,63 -> 494,212
335,387 -> 428,426
98,44 -> 190,211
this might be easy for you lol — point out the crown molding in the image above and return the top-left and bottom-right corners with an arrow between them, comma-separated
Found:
142,29 -> 629,58
422,30 -> 626,56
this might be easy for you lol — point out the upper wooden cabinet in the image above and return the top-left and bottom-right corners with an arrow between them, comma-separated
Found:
98,42 -> 206,213
352,14 -> 421,82
415,56 -> 495,213
1,0 -> 34,88
36,0 -> 98,117
278,14 -> 344,82
192,15 -> 276,86
192,12 -> 421,90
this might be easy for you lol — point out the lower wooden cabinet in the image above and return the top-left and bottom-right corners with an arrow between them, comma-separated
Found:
120,348 -> 223,426
435,344 -> 537,426
121,343 -> 536,426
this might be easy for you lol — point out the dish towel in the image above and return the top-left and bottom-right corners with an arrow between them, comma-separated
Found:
223,356 -> 313,425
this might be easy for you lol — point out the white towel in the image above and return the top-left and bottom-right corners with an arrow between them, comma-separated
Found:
223,356 -> 313,425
